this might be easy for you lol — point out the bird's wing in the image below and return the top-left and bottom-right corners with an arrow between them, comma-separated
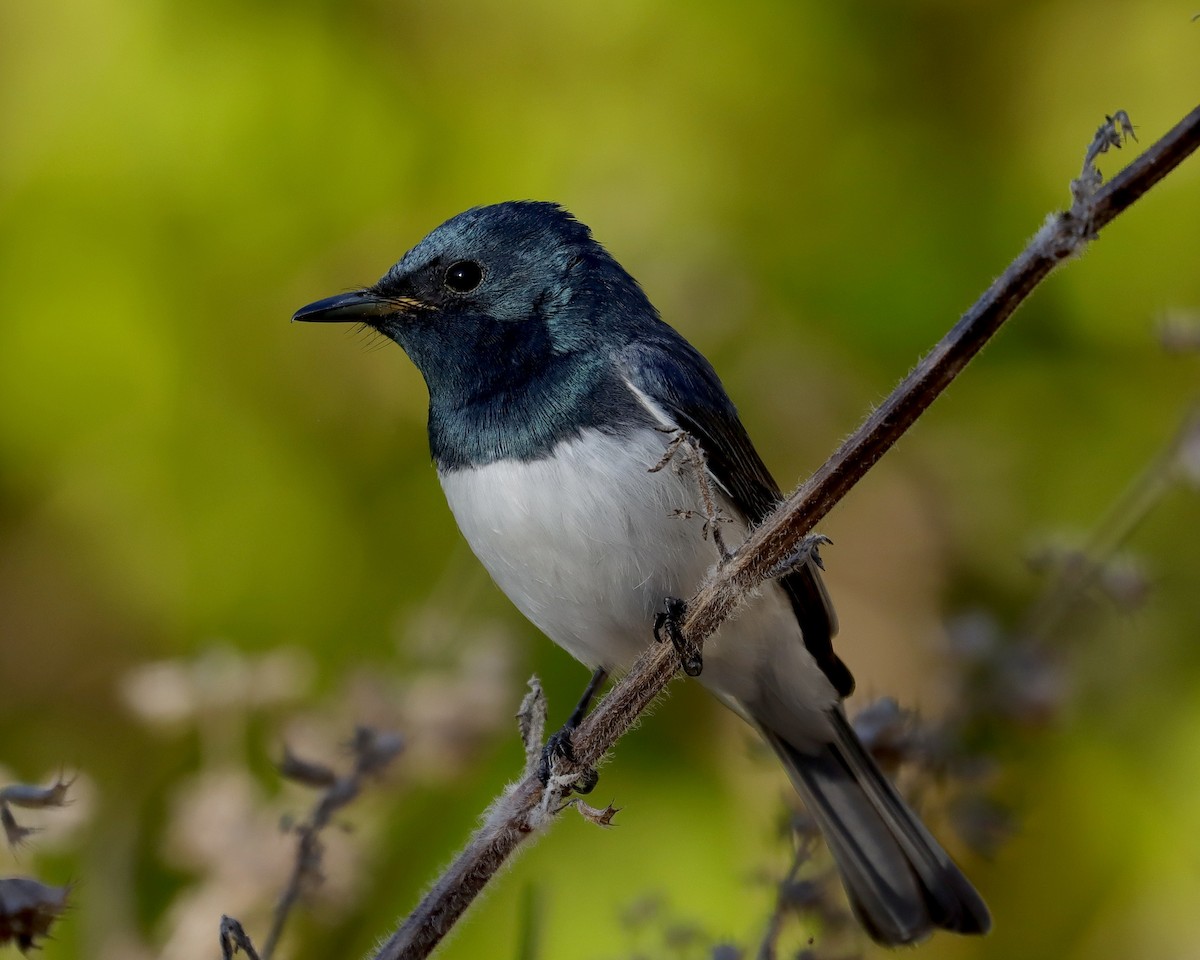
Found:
617,339 -> 854,697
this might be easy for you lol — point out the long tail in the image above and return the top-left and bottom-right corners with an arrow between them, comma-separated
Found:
762,711 -> 990,946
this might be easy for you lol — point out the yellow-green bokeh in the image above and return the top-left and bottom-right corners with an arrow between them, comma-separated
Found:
1,1 -> 1198,959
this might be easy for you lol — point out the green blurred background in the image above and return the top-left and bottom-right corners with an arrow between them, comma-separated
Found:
2,1 -> 1199,958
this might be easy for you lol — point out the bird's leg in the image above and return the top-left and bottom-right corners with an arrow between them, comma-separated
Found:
538,667 -> 607,795
765,533 -> 833,580
654,596 -> 702,677
566,666 -> 608,729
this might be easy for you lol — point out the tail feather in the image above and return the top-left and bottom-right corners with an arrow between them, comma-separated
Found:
763,714 -> 990,946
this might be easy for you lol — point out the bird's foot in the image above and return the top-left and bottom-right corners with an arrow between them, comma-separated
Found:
766,533 -> 833,580
535,666 -> 606,796
537,728 -> 599,795
653,596 -> 702,677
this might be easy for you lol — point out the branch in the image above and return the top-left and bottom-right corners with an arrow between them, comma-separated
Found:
264,728 -> 402,960
1021,399 -> 1200,644
373,104 -> 1200,960
219,727 -> 403,960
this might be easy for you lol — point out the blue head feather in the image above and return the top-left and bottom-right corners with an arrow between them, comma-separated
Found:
366,202 -> 668,467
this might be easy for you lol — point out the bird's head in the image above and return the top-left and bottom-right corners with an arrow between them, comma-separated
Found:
294,202 -> 656,400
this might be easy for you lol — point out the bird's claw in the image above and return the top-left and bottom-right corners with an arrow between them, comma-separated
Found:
573,767 -> 600,795
653,596 -> 702,677
537,728 -> 599,795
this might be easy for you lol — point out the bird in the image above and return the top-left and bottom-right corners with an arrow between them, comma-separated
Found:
293,201 -> 990,946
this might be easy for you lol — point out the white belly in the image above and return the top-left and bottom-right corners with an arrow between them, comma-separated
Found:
438,427 -> 838,742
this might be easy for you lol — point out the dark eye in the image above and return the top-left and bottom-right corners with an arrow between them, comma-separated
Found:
444,260 -> 484,293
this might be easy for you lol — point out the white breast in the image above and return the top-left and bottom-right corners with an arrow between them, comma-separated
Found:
438,427 -> 839,742
439,428 -> 713,669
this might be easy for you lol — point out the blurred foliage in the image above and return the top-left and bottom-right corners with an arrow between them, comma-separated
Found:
1,1 -> 1199,959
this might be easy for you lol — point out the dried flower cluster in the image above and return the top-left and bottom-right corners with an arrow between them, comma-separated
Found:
0,775 -> 74,951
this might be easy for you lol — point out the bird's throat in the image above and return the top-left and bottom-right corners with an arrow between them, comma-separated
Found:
427,355 -> 648,470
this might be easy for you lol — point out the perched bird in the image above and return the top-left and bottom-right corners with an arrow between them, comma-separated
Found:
294,201 -> 990,945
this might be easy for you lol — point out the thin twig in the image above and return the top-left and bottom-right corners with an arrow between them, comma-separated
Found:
755,841 -> 811,960
652,427 -> 734,559
1021,400 -> 1200,643
220,916 -> 263,960
373,104 -> 1200,960
216,727 -> 403,960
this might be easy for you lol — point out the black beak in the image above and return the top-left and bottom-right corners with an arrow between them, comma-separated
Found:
292,289 -> 425,323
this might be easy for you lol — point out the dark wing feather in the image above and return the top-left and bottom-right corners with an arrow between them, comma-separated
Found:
618,339 -> 854,697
